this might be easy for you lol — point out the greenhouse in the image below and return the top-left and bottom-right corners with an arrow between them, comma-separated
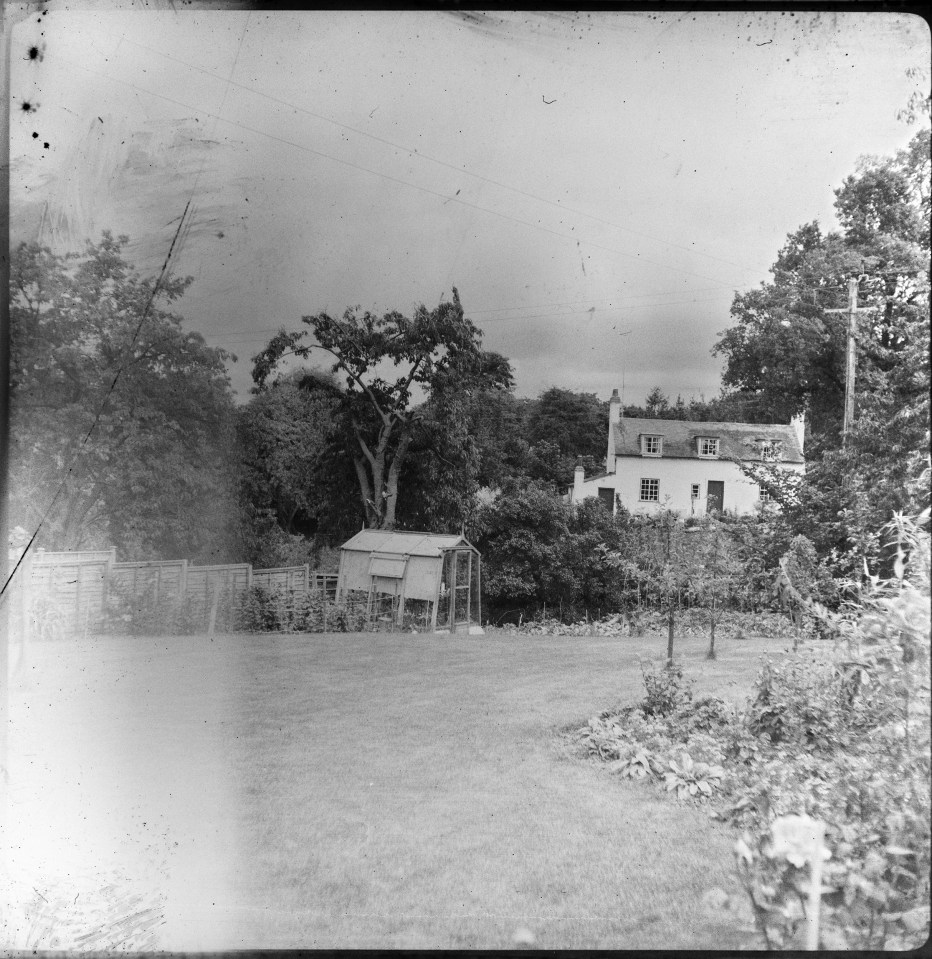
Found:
335,530 -> 482,633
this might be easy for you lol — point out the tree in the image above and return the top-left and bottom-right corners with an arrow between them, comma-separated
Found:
715,131 -> 928,437
712,130 -> 930,573
252,291 -> 512,530
236,368 -> 364,565
469,479 -> 576,618
9,233 -> 240,560
605,512 -> 698,665
529,388 -> 605,453
685,518 -> 745,659
239,370 -> 341,536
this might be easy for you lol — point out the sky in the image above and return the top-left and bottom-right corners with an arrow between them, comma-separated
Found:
9,5 -> 930,405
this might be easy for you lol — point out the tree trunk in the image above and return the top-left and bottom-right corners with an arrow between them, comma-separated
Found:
667,600 -> 675,666
382,431 -> 412,530
707,592 -> 717,660
353,455 -> 378,528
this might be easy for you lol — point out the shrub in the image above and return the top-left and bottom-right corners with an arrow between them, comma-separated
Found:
640,662 -> 693,718
579,509 -> 931,949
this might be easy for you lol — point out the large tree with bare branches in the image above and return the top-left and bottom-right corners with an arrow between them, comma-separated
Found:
251,289 -> 512,530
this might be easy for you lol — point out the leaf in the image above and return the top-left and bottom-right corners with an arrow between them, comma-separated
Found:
885,845 -> 915,856
697,780 -> 712,796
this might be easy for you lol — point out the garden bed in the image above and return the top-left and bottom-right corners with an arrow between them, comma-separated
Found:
574,642 -> 931,950
486,608 -> 806,640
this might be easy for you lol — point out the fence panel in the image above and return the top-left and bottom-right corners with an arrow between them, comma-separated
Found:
312,573 -> 339,601
29,557 -> 112,635
110,560 -> 188,606
16,546 -> 346,636
32,548 -> 116,566
252,565 -> 309,592
186,564 -> 252,604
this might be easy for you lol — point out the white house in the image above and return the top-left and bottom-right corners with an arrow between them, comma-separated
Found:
567,389 -> 805,516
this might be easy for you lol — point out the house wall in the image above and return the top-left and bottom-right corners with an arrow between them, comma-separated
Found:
574,457 -> 804,516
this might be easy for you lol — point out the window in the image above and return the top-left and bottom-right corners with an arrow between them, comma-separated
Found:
760,440 -> 783,462
641,435 -> 663,456
759,486 -> 772,502
698,437 -> 719,457
690,483 -> 700,500
640,478 -> 659,501
597,487 -> 615,511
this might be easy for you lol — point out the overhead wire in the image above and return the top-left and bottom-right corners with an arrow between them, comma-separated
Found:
96,27 -> 765,280
53,51 -> 756,291
213,288 -> 734,342
217,294 -> 730,346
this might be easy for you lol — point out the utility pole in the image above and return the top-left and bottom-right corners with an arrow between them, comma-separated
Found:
825,276 -> 878,448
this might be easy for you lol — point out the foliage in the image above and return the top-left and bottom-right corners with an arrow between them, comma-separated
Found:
525,388 -> 608,487
234,585 -> 366,633
603,511 -> 705,663
251,290 -> 512,530
238,371 -> 343,534
9,233 -> 241,561
663,752 -> 726,800
469,479 -> 575,609
712,130 -> 930,577
470,483 -> 633,621
580,510 -> 932,951
640,662 -> 693,718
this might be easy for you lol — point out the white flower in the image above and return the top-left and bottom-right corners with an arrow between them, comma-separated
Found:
765,814 -> 830,867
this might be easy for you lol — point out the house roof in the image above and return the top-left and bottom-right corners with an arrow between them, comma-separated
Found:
613,417 -> 804,463
340,529 -> 477,557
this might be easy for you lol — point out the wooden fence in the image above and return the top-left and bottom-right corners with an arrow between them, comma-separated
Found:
5,547 -> 340,638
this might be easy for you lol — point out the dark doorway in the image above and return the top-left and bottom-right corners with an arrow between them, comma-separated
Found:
597,487 -> 615,511
707,481 -> 724,513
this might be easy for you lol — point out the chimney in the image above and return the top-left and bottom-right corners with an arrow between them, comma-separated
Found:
573,459 -> 585,503
609,388 -> 621,426
790,411 -> 806,454
607,388 -> 621,474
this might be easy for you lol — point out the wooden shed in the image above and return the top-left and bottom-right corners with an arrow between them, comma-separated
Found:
335,530 -> 482,633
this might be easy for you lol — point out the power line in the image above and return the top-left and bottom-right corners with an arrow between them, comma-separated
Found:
98,27 -> 765,280
212,289 -> 733,341
215,294 -> 729,346
55,52 -> 755,291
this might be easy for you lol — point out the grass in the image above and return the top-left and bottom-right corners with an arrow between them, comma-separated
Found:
5,630 -> 792,949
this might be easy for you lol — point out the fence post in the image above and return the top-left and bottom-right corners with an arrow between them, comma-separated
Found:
322,591 -> 328,632
207,578 -> 221,637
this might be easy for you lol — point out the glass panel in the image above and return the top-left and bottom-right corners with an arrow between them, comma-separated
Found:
456,551 -> 471,587
454,586 -> 470,624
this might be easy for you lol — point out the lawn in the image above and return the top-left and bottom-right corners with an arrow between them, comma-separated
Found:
3,630 -> 790,950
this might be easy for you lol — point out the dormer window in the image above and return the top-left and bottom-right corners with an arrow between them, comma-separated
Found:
760,440 -> 783,462
698,437 -> 720,458
641,435 -> 663,456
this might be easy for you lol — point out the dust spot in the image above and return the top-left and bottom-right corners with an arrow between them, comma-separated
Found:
21,101 -> 38,113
